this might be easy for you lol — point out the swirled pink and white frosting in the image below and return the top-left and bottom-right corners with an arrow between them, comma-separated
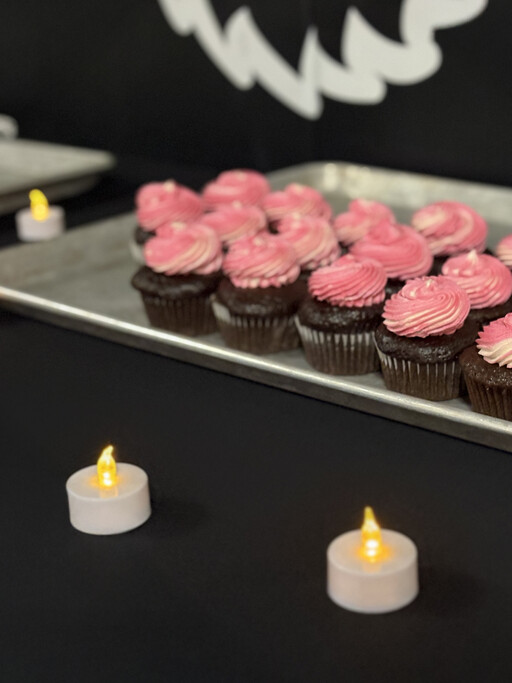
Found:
136,181 -> 203,231
441,250 -> 512,309
222,233 -> 300,288
349,221 -> 433,280
495,235 -> 512,268
262,184 -> 332,222
477,313 -> 512,367
277,215 -> 340,270
383,276 -> 470,337
308,254 -> 387,308
333,200 -> 395,245
200,204 -> 267,246
202,170 -> 270,209
411,201 -> 487,256
144,224 -> 222,275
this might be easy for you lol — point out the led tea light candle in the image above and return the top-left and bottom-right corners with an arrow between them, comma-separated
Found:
66,445 -> 151,535
15,189 -> 65,241
327,507 -> 418,614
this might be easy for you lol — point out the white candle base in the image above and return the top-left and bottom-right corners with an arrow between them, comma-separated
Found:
327,530 -> 418,614
15,206 -> 65,241
66,463 -> 151,535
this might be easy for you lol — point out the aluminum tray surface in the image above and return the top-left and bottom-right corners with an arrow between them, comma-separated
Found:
0,161 -> 511,451
0,138 -> 115,214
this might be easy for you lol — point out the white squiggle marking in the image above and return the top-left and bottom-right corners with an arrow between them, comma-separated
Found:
157,0 -> 488,119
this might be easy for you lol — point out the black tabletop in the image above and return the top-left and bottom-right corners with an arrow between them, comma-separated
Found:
2,164 -> 512,682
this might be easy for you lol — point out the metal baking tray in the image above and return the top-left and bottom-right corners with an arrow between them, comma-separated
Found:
0,161 -> 511,452
0,138 -> 115,215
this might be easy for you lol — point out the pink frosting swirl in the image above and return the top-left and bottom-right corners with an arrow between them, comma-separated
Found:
383,276 -> 470,337
200,204 -> 267,245
136,180 -> 203,231
333,200 -> 395,245
144,224 -> 222,275
349,221 -> 433,280
477,313 -> 512,367
262,184 -> 332,222
411,201 -> 488,256
222,233 -> 300,288
277,215 -> 340,270
496,234 -> 512,268
202,170 -> 270,209
442,250 -> 512,309
308,254 -> 386,308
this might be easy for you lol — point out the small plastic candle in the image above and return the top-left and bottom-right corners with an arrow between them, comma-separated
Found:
15,189 -> 65,241
66,445 -> 151,535
327,507 -> 418,614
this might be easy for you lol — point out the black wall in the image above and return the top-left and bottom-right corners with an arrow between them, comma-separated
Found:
0,1 -> 510,184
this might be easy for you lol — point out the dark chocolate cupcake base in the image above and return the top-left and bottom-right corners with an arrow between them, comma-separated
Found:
467,296 -> 512,328
460,346 -> 512,420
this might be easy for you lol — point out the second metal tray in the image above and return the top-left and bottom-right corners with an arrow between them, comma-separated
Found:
0,161 -> 511,451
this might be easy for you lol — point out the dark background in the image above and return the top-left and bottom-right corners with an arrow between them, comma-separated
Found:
0,0 -> 510,184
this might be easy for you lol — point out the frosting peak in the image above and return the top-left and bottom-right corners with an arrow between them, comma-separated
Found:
349,221 -> 433,280
136,181 -> 203,231
202,170 -> 270,209
277,215 -> 340,270
333,200 -> 395,245
144,224 -> 222,275
308,254 -> 387,307
477,313 -> 512,367
262,184 -> 332,222
222,233 -> 300,288
411,201 -> 487,256
442,250 -> 512,309
383,276 -> 470,337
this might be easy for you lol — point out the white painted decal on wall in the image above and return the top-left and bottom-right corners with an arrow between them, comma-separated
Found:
157,0 -> 488,119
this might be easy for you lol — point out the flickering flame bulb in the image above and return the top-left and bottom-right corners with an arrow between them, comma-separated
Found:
29,189 -> 50,222
360,506 -> 383,562
97,445 -> 117,489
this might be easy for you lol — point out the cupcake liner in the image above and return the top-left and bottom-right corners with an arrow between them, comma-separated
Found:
296,320 -> 378,375
376,349 -> 462,401
141,293 -> 217,336
212,300 -> 299,354
464,376 -> 512,421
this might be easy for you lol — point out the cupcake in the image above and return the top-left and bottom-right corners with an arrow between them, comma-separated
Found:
277,215 -> 341,278
460,314 -> 512,420
375,276 -> 478,400
333,200 -> 395,248
202,170 -> 270,209
200,204 -> 267,249
262,183 -> 332,230
441,250 -> 512,327
132,181 -> 203,263
212,234 -> 303,354
411,201 -> 488,274
349,221 -> 433,295
495,234 -> 512,269
131,224 -> 222,336
296,255 -> 387,375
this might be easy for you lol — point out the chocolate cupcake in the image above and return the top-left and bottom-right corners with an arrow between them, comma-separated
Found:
333,200 -> 395,250
442,250 -> 512,327
131,180 -> 203,263
262,184 -> 332,232
296,255 -> 387,375
131,224 -> 222,336
200,204 -> 268,250
212,234 -> 303,354
349,221 -> 433,296
460,314 -> 512,420
277,215 -> 340,283
375,276 -> 478,400
411,201 -> 488,274
202,170 -> 270,210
